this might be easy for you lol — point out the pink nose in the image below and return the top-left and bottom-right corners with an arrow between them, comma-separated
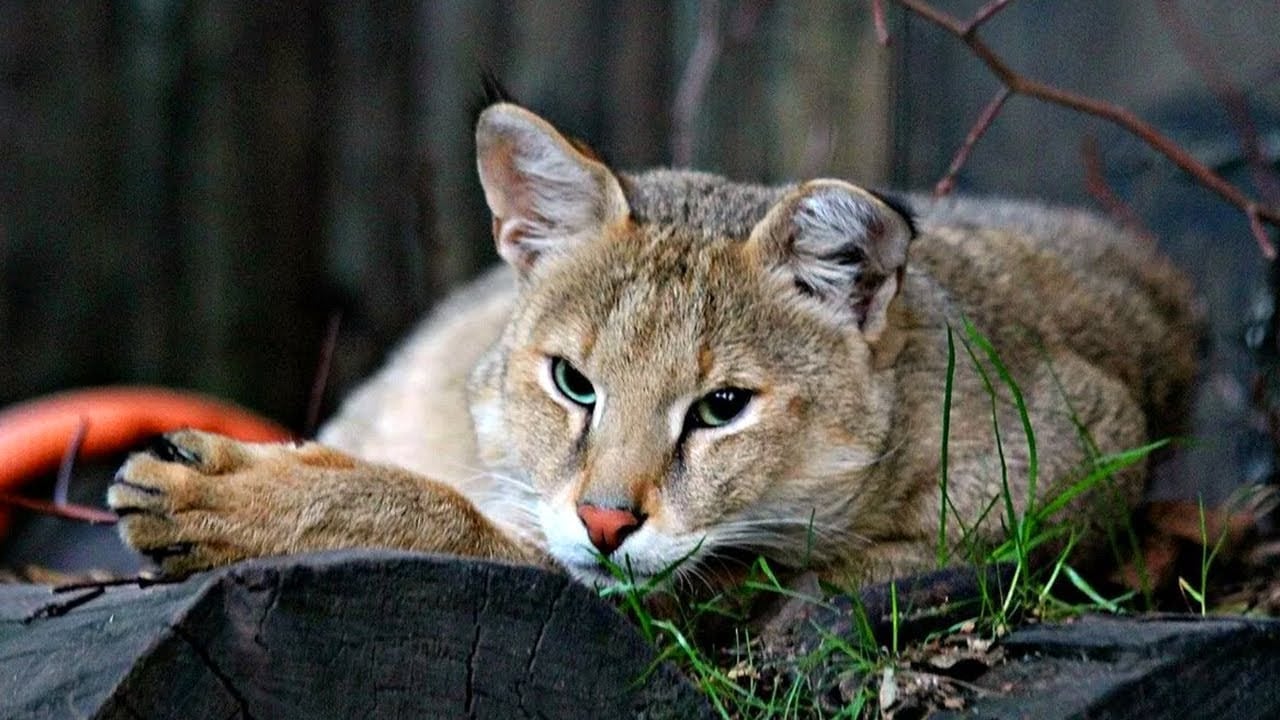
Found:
576,504 -> 643,556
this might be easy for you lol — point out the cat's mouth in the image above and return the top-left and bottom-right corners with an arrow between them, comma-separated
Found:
560,543 -> 769,597
551,537 -> 708,592
557,543 -> 694,588
560,559 -> 651,589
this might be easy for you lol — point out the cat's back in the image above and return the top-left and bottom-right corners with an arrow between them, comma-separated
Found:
905,194 -> 1198,427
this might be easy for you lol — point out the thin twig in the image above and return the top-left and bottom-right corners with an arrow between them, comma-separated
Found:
0,493 -> 118,524
935,87 -> 1010,197
53,416 -> 89,506
727,0 -> 768,42
671,0 -> 768,166
871,0 -> 891,46
54,574 -> 165,593
1249,208 -> 1273,260
891,0 -> 1280,257
1081,136 -> 1157,244
304,310 -> 342,438
24,587 -> 105,622
1156,0 -> 1280,206
672,0 -> 722,167
963,0 -> 1015,37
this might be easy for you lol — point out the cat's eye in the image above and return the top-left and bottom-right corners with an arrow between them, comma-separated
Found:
689,388 -> 753,429
551,357 -> 596,407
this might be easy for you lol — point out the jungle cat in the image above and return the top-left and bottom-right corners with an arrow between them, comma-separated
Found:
108,102 -> 1199,591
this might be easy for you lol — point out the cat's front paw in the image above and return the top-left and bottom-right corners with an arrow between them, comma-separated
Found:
107,429 -> 309,575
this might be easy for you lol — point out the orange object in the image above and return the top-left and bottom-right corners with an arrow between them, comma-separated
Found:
0,386 -> 293,538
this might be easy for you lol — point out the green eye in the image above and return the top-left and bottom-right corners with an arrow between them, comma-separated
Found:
690,388 -> 753,429
551,357 -> 596,407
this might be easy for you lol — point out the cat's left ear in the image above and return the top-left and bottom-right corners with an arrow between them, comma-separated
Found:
746,180 -> 915,342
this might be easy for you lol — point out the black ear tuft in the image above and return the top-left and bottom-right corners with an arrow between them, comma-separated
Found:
471,69 -> 518,127
480,68 -> 514,105
866,189 -> 917,239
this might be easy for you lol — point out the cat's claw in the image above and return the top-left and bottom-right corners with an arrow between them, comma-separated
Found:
107,429 -> 294,575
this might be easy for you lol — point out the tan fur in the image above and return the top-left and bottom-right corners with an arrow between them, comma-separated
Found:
110,103 -> 1198,592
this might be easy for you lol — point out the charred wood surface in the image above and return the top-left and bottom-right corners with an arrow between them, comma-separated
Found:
4,553 -> 1280,719
0,550 -> 707,720
944,613 -> 1280,719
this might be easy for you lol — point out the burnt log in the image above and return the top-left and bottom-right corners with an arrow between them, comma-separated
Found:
753,565 -> 1280,718
0,550 -> 707,719
5,551 -> 1280,719
947,613 -> 1280,719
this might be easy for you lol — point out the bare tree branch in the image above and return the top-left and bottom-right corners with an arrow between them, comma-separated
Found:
1155,0 -> 1280,206
672,0 -> 723,167
304,310 -> 342,438
963,0 -> 1015,37
935,87 -> 1010,197
727,0 -> 768,42
1082,136 -> 1157,244
1250,208 -> 1272,260
871,0 -> 891,46
890,0 -> 1280,258
671,1 -> 769,166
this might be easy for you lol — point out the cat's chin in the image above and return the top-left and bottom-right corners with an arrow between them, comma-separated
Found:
560,561 -> 655,591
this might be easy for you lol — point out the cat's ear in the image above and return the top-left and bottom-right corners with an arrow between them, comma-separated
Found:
747,180 -> 915,342
476,103 -> 630,272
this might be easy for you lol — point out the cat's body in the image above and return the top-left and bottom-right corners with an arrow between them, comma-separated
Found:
108,104 -> 1198,591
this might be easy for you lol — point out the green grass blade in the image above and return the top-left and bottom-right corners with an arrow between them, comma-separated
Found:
1062,564 -> 1125,613
1035,440 -> 1169,519
890,580 -> 900,657
938,325 -> 957,566
958,333 -> 1022,565
963,319 -> 1039,542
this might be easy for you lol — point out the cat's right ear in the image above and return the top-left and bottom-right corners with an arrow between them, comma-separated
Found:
475,104 -> 630,273
746,180 -> 915,343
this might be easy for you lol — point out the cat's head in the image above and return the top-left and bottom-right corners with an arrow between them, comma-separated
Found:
469,103 -> 914,589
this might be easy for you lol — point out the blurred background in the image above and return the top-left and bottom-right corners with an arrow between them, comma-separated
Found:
1,1 -> 1279,569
